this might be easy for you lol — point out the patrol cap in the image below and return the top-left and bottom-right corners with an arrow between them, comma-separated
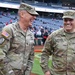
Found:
19,2 -> 39,16
62,10 -> 75,19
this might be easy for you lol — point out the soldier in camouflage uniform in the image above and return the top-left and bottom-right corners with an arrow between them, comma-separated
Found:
40,10 -> 75,75
0,2 -> 39,75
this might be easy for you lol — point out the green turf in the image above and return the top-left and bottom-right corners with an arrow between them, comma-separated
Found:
31,53 -> 52,75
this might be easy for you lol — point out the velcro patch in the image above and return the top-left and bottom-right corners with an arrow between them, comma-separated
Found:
0,38 -> 5,44
2,31 -> 9,38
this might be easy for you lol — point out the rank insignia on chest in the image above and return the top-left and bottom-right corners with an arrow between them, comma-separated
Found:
2,31 -> 9,38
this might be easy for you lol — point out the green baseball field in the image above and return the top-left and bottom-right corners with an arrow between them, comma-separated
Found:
31,46 -> 52,75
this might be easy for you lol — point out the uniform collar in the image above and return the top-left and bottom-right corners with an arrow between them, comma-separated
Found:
57,28 -> 66,36
15,22 -> 30,32
59,28 -> 75,38
14,22 -> 31,36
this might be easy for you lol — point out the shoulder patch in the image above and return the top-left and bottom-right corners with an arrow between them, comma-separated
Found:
0,37 -> 5,44
1,31 -> 9,38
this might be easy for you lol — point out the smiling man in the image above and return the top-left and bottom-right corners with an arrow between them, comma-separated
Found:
0,2 -> 39,75
40,10 -> 75,75
63,10 -> 75,33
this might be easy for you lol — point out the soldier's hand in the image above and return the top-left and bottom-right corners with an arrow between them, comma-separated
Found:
45,71 -> 51,75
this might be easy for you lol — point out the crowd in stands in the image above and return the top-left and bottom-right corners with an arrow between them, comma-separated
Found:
0,9 -> 63,45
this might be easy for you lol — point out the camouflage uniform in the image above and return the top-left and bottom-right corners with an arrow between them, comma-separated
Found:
0,22 -> 34,75
41,28 -> 75,75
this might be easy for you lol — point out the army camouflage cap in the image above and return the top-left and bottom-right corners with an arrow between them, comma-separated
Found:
19,2 -> 39,16
63,10 -> 75,19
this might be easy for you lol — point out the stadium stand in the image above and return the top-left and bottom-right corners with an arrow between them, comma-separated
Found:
0,1 -> 65,46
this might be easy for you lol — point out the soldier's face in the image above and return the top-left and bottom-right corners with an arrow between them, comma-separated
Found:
22,11 -> 36,27
63,18 -> 75,32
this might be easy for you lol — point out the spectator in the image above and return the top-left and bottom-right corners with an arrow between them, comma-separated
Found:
42,29 -> 48,44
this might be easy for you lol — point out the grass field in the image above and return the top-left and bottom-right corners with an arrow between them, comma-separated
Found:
31,46 -> 52,75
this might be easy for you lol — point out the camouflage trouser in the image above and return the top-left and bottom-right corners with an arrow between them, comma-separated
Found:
0,61 -> 31,75
13,69 -> 31,75
0,65 -> 31,75
13,69 -> 22,75
23,69 -> 31,75
0,69 -> 31,75
0,61 -> 22,75
0,69 -> 22,75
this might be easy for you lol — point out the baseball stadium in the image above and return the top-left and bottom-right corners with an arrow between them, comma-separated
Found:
0,0 -> 75,75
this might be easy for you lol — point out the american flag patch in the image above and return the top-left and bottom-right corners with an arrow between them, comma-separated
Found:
2,31 -> 9,38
